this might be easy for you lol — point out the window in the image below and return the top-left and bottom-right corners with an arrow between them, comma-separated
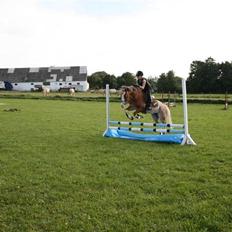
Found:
69,83 -> 72,85
79,66 -> 87,74
29,67 -> 39,73
31,83 -> 34,85
8,68 -> 15,73
14,83 -> 18,86
59,83 -> 62,85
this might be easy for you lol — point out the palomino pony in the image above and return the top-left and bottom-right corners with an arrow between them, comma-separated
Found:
150,98 -> 172,124
69,88 -> 75,96
42,86 -> 50,96
121,85 -> 172,124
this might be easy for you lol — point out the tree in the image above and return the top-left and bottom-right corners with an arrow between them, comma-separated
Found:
88,71 -> 117,89
102,74 -> 117,89
187,57 -> 220,93
116,72 -> 136,89
88,71 -> 106,89
187,60 -> 205,93
147,77 -> 158,93
157,71 -> 181,93
219,61 -> 232,93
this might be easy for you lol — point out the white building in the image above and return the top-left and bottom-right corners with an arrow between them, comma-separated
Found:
0,66 -> 89,92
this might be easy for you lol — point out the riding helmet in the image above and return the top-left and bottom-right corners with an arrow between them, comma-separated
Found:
136,71 -> 143,77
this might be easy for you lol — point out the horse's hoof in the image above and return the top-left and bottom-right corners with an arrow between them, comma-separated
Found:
135,115 -> 143,119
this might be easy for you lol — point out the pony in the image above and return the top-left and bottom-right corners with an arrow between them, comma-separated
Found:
69,88 -> 75,96
42,86 -> 50,96
120,85 -> 172,124
150,99 -> 172,124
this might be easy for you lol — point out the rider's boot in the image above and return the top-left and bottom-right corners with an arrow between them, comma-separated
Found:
145,103 -> 152,112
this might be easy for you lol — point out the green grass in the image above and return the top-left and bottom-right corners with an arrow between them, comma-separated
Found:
0,90 -> 231,100
0,99 -> 232,231
0,90 -> 108,98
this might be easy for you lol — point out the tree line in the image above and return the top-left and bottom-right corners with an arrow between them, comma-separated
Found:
187,57 -> 232,93
87,57 -> 232,93
87,71 -> 182,93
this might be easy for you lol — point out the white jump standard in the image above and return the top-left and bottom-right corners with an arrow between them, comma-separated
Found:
103,79 -> 196,145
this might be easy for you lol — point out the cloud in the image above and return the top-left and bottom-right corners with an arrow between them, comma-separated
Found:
0,0 -> 232,77
38,0 -> 155,17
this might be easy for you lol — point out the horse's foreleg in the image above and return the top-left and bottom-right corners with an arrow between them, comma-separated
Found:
121,103 -> 130,111
121,103 -> 136,120
133,108 -> 144,119
122,109 -> 135,120
134,113 -> 143,119
125,111 -> 134,120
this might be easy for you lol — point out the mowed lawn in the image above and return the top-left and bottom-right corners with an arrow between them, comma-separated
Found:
0,99 -> 232,232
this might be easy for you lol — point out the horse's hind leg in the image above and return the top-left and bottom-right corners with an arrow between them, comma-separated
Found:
151,112 -> 159,123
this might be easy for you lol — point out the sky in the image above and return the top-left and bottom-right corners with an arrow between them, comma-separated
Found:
0,0 -> 232,78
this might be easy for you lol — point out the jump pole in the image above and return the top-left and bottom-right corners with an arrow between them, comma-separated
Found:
181,78 -> 196,145
105,84 -> 110,131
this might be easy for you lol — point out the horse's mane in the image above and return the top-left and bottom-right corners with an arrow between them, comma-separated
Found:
121,85 -> 141,92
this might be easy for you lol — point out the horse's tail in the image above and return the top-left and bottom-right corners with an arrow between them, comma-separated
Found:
165,105 -> 172,124
157,101 -> 172,124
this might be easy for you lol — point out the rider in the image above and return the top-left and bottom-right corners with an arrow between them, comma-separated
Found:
136,71 -> 152,111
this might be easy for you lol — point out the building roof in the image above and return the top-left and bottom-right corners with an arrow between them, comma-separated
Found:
0,66 -> 87,83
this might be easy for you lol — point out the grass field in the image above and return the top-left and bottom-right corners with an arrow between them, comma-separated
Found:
0,90 -> 231,100
0,99 -> 232,231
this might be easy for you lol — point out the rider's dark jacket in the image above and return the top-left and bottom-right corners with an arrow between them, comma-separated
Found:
137,78 -> 151,110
